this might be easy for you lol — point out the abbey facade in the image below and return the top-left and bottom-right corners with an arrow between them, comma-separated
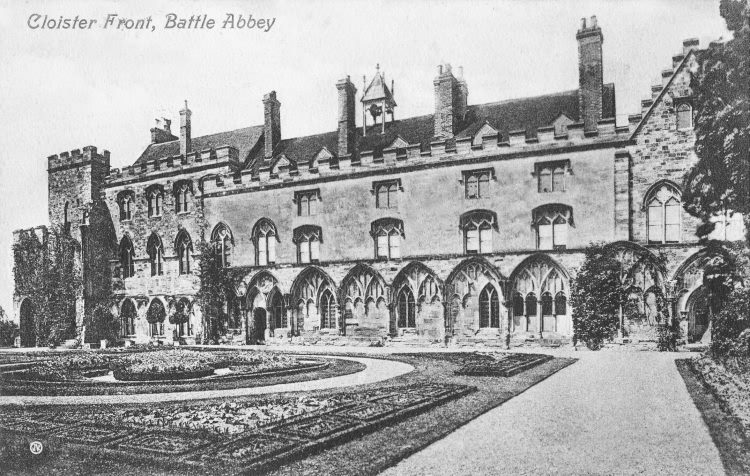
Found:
13,18 -> 745,348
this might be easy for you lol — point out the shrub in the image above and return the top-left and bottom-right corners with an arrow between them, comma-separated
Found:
571,243 -> 622,350
0,319 -> 18,347
656,322 -> 680,352
710,287 -> 750,357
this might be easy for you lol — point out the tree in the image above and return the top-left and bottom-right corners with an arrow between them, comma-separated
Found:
0,306 -> 18,347
194,240 -> 232,344
683,0 -> 750,244
570,243 -> 623,350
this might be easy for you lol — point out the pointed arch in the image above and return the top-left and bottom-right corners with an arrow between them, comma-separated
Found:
337,263 -> 387,306
244,270 -> 281,308
146,232 -> 164,276
391,261 -> 443,301
479,283 -> 501,328
291,266 -> 338,303
175,229 -> 193,275
510,253 -> 571,334
211,222 -> 233,268
252,217 -> 279,266
119,235 -> 135,278
671,246 -> 733,294
120,298 -> 137,337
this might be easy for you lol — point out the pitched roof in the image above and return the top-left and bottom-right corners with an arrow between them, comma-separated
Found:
362,72 -> 397,107
133,125 -> 264,166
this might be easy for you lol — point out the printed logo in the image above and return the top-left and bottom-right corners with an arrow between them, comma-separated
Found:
29,441 -> 44,455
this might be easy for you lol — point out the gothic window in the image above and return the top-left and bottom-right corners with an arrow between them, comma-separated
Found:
555,292 -> 567,315
270,292 -> 286,329
460,210 -> 497,254
119,236 -> 135,278
513,292 -> 525,317
536,161 -> 569,193
541,292 -> 553,316
146,185 -> 164,218
252,218 -> 278,266
479,284 -> 500,328
710,210 -> 745,242
117,191 -> 134,221
464,170 -> 492,199
525,293 -> 537,318
176,230 -> 192,275
295,189 -> 319,217
146,233 -> 164,277
532,204 -> 573,250
294,225 -> 322,264
397,287 -> 416,328
319,289 -> 336,329
373,180 -> 400,209
646,183 -> 681,244
175,298 -> 193,336
121,300 -> 136,336
147,300 -> 166,336
174,181 -> 192,213
211,223 -> 233,268
371,218 -> 404,260
676,103 -> 693,130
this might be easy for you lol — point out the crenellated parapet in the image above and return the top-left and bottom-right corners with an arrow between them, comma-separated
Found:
48,145 -> 110,171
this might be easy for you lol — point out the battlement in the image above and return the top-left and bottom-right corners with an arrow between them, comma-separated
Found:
12,226 -> 49,245
105,144 -> 239,185
48,145 -> 111,171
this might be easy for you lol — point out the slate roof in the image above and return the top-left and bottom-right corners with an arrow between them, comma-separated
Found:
133,84 -> 616,170
361,72 -> 397,107
133,125 -> 264,166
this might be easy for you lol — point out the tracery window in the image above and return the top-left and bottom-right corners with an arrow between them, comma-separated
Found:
117,191 -> 134,221
294,225 -> 322,264
119,235 -> 135,278
460,210 -> 497,254
371,218 -> 404,259
146,185 -> 164,218
176,230 -> 192,275
146,233 -> 164,276
295,189 -> 319,216
646,183 -> 681,244
536,161 -> 569,193
175,298 -> 193,336
211,223 -> 233,268
397,287 -> 416,328
174,181 -> 192,213
319,289 -> 336,329
252,218 -> 278,266
121,300 -> 136,336
532,204 -> 573,250
479,284 -> 500,328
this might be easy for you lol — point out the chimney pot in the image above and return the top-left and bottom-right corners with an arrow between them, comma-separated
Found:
590,15 -> 597,28
457,66 -> 464,79
437,65 -> 443,75
577,16 -> 604,132
179,100 -> 192,155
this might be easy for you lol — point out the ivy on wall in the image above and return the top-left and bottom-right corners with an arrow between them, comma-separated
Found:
194,240 -> 232,344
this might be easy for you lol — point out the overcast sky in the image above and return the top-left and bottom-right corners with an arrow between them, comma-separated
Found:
0,0 -> 730,319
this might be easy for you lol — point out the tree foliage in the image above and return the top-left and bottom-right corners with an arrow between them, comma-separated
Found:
683,0 -> 750,244
194,240 -> 232,344
570,243 -> 622,350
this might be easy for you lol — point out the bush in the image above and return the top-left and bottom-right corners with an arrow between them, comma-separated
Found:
710,287 -> 750,357
0,319 -> 18,347
656,322 -> 680,352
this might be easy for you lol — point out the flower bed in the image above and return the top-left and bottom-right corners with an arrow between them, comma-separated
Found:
690,354 -> 750,438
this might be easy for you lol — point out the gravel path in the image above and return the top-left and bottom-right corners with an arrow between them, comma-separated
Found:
382,351 -> 725,476
0,355 -> 413,407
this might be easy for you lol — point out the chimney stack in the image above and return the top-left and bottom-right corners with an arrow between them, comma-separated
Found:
150,118 -> 178,144
433,63 -> 468,139
576,16 -> 604,133
336,76 -> 357,157
179,101 -> 192,156
263,91 -> 281,159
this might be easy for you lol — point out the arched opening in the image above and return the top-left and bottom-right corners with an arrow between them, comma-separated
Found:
19,299 -> 36,347
147,299 -> 166,337
121,299 -> 137,337
252,308 -> 267,344
175,298 -> 193,337
687,286 -> 711,343
479,284 -> 500,328
397,287 -> 416,328
269,291 -> 286,331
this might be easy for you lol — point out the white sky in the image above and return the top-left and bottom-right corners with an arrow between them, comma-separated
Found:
0,0 -> 729,319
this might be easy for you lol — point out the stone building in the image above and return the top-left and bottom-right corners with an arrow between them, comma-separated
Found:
13,17 -> 745,347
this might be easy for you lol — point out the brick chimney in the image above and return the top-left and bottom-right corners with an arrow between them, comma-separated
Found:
263,91 -> 281,159
151,118 -> 178,144
179,101 -> 192,156
576,16 -> 604,133
336,76 -> 357,157
433,64 -> 468,139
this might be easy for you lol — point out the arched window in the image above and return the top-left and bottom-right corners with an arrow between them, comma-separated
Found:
646,183 -> 681,244
117,191 -> 134,221
174,181 -> 192,213
121,300 -> 136,336
676,103 -> 692,130
555,292 -> 567,315
460,210 -> 497,254
479,284 -> 500,328
147,300 -> 166,336
541,292 -> 553,316
176,230 -> 192,275
397,287 -> 416,328
533,204 -> 573,250
319,289 -> 336,329
146,186 -> 164,218
525,293 -> 537,318
294,225 -> 322,264
146,233 -> 164,276
175,298 -> 193,336
296,190 -> 319,216
513,292 -> 525,317
252,218 -> 277,266
270,292 -> 286,329
375,181 -> 399,209
119,236 -> 135,278
371,218 -> 404,260
212,223 -> 234,268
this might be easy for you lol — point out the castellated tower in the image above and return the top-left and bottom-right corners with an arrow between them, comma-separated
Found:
45,146 -> 117,342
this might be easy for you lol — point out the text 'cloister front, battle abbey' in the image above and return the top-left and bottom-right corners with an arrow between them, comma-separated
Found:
13,17 -> 745,348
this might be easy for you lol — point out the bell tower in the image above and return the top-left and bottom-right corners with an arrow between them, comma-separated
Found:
361,64 -> 397,136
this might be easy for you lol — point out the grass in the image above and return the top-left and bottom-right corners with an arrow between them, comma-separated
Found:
676,358 -> 750,476
0,351 -> 573,476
